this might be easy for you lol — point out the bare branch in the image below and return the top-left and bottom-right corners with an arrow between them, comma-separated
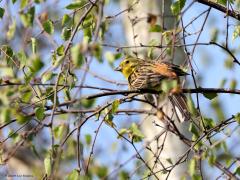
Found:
196,0 -> 240,21
86,88 -> 240,99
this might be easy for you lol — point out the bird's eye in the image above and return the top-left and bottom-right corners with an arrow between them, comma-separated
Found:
125,60 -> 129,64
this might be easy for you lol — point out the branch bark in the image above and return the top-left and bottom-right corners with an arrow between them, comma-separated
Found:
86,88 -> 240,99
196,0 -> 240,21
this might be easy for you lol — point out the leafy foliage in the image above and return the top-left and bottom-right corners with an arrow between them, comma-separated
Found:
0,7 -> 5,19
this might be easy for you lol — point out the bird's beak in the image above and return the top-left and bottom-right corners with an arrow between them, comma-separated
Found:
114,66 -> 122,72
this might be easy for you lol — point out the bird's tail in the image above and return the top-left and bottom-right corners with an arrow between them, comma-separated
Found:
168,93 -> 191,122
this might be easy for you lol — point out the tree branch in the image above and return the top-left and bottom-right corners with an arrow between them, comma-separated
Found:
196,0 -> 240,21
86,88 -> 240,99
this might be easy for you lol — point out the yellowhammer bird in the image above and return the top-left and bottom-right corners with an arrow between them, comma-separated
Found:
115,57 -> 191,122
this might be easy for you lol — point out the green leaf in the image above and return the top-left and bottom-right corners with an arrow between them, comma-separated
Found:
81,98 -> 95,108
30,56 -> 44,73
112,100 -> 119,114
64,88 -> 71,101
42,72 -> 56,83
85,134 -> 92,146
114,53 -> 122,60
147,39 -> 159,59
83,28 -> 92,42
12,0 -> 17,4
31,37 -> 37,54
21,90 -> 32,103
62,14 -> 71,26
166,158 -> 173,165
71,44 -> 84,68
217,0 -> 227,6
0,67 -> 14,77
34,106 -> 45,121
149,24 -> 162,32
163,30 -> 173,46
8,130 -> 20,143
25,72 -> 35,83
221,141 -> 228,152
17,51 -> 27,69
1,45 -> 14,62
210,28 -> 218,42
1,108 -> 11,123
233,25 -> 240,40
234,167 -> 240,176
217,153 -> 232,164
230,79 -> 237,89
119,171 -> 129,180
234,113 -> 240,124
82,14 -> 94,29
129,123 -> 144,142
189,123 -> 199,137
219,78 -> 227,88
61,27 -> 71,41
99,20 -> 109,39
105,51 -> 115,63
171,0 -> 186,15
203,117 -> 215,129
224,57 -> 234,69
96,166 -> 108,178
20,0 -> 29,9
44,155 -> 51,176
202,92 -> 217,100
192,175 -> 202,180
105,52 -> 122,67
104,109 -> 115,127
161,79 -> 178,93
6,20 -> 16,40
16,112 -> 31,124
34,0 -> 42,3
43,20 -> 54,34
92,43 -> 102,62
211,98 -> 225,121
66,169 -> 81,180
187,96 -> 198,116
0,7 -> 5,19
118,128 -> 128,138
188,159 -> 196,176
208,151 -> 216,166
66,74 -> 77,89
53,124 -> 65,139
56,45 -> 64,56
31,144 -> 40,159
52,55 -> 64,68
20,6 -> 35,27
66,1 -> 87,9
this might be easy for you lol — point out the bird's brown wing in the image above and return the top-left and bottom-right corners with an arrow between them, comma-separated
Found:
128,60 -> 187,89
157,61 -> 189,76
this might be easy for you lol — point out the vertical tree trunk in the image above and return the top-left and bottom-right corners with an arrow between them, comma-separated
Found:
121,0 -> 191,179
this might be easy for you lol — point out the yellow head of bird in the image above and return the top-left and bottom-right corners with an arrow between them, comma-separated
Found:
114,58 -> 139,79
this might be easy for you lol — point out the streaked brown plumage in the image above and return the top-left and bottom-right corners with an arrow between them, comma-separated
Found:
115,57 -> 191,122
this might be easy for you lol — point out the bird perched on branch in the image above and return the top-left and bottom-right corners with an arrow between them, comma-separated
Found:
115,57 -> 191,122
